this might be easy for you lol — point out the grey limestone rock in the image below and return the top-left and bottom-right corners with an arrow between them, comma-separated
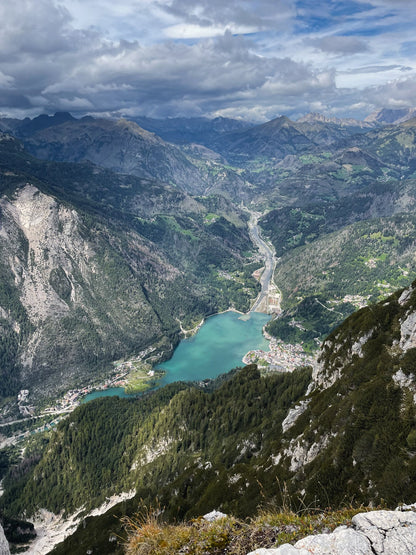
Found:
0,524 -> 10,555
352,510 -> 416,554
281,400 -> 310,433
247,547 -> 308,555
203,509 -> 227,522
399,311 -> 416,352
246,508 -> 416,554
294,526 -> 372,554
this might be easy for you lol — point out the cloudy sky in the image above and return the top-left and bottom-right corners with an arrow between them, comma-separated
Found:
1,0 -> 416,121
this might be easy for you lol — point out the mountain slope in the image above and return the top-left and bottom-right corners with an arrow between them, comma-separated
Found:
21,117 -> 210,194
133,115 -> 253,147
262,213 -> 416,348
260,176 -> 416,257
0,135 -> 259,403
2,366 -> 311,518
3,282 -> 416,553
278,281 -> 416,508
7,114 -> 249,198
215,116 -> 314,165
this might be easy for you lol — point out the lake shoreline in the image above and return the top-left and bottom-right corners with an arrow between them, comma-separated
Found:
156,310 -> 271,385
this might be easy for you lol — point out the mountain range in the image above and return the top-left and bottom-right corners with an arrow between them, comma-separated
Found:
2,107 -> 416,552
4,108 -> 416,405
2,107 -> 416,401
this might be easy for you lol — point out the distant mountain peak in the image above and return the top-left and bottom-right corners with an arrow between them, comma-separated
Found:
115,117 -> 161,141
268,115 -> 292,125
12,111 -> 76,138
255,115 -> 299,133
297,112 -> 335,123
364,107 -> 416,125
297,112 -> 373,128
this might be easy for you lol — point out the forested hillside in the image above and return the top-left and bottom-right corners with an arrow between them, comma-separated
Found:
2,366 -> 311,519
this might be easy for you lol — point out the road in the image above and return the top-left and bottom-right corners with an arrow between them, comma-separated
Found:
248,212 -> 277,312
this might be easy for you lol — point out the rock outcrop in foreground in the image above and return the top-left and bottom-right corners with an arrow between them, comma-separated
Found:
0,524 -> 10,555
248,507 -> 416,554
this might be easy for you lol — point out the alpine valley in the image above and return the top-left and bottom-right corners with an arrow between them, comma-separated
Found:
2,108 -> 416,553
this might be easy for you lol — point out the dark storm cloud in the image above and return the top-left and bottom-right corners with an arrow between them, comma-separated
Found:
56,31 -> 329,119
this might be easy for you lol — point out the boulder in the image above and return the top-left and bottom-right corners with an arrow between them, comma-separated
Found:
247,508 -> 416,554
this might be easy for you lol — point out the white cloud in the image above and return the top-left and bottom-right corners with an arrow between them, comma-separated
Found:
158,0 -> 295,34
307,35 -> 369,55
1,0 -> 416,121
364,76 -> 416,108
164,22 -> 259,39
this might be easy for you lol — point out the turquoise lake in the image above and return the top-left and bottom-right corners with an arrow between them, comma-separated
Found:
158,310 -> 270,384
83,310 -> 270,402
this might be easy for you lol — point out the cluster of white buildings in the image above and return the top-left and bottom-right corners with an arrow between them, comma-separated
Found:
243,338 -> 317,373
43,371 -> 129,413
341,294 -> 370,309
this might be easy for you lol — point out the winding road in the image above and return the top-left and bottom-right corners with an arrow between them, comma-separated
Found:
247,212 -> 277,313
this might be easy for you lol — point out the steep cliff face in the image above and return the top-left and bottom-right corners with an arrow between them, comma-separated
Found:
275,281 -> 416,508
0,182 -> 171,398
2,184 -> 90,324
0,524 -> 10,555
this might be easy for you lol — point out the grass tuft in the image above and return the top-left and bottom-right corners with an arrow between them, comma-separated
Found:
123,504 -> 380,554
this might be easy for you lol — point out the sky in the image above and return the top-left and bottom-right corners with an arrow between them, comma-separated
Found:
1,0 -> 416,122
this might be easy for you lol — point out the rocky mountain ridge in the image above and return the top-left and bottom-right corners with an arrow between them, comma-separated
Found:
297,112 -> 375,128
22,117 -> 210,194
1,113 -> 249,199
364,107 -> 416,124
132,115 -> 253,147
5,108 -> 416,209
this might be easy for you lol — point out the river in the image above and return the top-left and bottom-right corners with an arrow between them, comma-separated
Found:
248,212 -> 276,312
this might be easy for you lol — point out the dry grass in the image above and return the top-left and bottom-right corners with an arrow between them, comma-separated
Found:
123,504 -> 379,554
123,508 -> 191,554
